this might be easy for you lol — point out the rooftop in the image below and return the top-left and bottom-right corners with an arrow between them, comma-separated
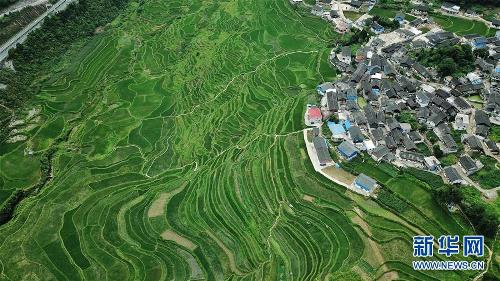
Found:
459,155 -> 478,172
444,166 -> 463,183
307,107 -> 322,119
313,137 -> 333,165
400,151 -> 425,163
338,140 -> 358,157
355,173 -> 377,192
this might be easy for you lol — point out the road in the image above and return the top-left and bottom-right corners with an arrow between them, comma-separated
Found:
0,0 -> 77,63
0,0 -> 48,17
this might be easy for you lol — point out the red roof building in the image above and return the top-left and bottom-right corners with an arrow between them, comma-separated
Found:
307,107 -> 322,125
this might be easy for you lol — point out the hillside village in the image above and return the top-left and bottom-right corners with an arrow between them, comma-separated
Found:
299,0 -> 500,198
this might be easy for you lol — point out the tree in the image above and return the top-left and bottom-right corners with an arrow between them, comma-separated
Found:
434,185 -> 499,238
1,0 -> 130,144
483,273 -> 500,281
438,58 -> 457,77
473,48 -> 488,59
426,131 -> 438,143
372,16 -> 400,30
328,115 -> 339,123
445,0 -> 497,8
415,44 -> 474,77
433,145 -> 443,158
434,185 -> 462,205
344,28 -> 371,46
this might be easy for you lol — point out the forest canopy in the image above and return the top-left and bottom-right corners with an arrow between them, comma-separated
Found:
413,44 -> 475,77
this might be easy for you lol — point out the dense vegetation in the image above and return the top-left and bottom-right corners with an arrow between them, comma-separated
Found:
0,5 -> 47,45
0,0 -> 130,142
435,185 -> 499,238
414,44 -> 474,77
377,189 -> 408,213
490,124 -> 500,142
333,28 -> 371,48
397,110 -> 420,130
469,154 -> 500,189
404,167 -> 444,189
0,0 -> 18,9
371,15 -> 400,30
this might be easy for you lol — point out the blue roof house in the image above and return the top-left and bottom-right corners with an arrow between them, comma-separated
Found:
371,22 -> 385,34
354,174 -> 377,193
394,13 -> 405,24
344,119 -> 351,130
328,122 -> 347,139
470,37 -> 487,49
316,82 -> 335,96
337,140 -> 358,161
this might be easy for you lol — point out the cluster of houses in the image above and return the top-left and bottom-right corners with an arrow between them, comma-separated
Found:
294,0 -> 378,33
304,1 -> 500,189
305,125 -> 379,195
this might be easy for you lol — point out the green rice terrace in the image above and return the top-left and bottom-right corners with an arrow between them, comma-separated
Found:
0,0 -> 491,280
431,13 -> 496,37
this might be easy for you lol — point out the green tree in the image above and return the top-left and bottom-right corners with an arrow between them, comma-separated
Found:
473,48 -> 488,59
438,58 -> 457,77
433,145 -> 444,158
328,115 -> 339,123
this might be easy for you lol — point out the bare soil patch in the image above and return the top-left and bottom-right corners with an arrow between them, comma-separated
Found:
322,166 -> 356,185
303,194 -> 315,202
148,186 -> 183,217
161,230 -> 196,251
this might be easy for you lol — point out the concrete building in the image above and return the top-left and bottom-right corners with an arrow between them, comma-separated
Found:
337,46 -> 352,64
441,2 -> 460,14
459,155 -> 482,175
453,113 -> 469,131
424,156 -> 441,171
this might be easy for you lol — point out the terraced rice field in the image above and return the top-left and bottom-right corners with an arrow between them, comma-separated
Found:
432,14 -> 496,36
0,0 -> 482,280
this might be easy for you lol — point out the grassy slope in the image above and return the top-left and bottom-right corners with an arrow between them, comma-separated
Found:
0,0 -> 483,280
